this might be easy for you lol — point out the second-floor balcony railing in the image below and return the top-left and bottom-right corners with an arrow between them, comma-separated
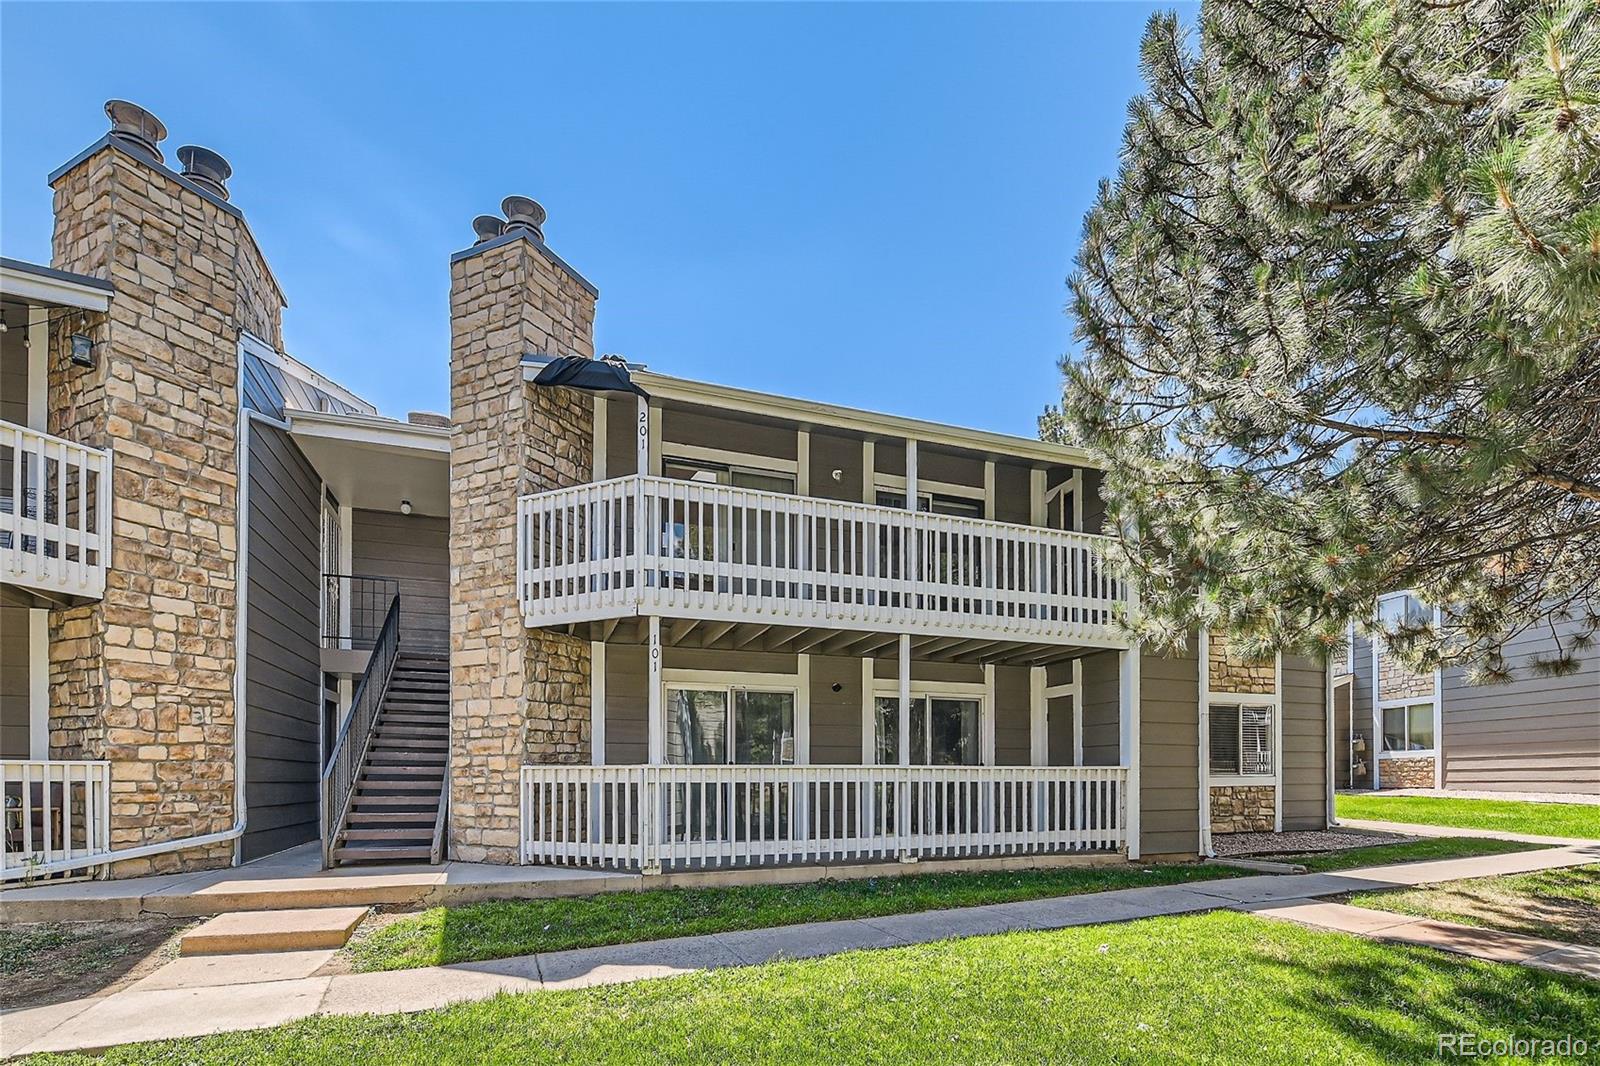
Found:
1,420 -> 111,602
518,475 -> 1127,647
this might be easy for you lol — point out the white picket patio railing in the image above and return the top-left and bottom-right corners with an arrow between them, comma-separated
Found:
1,760 -> 113,881
521,764 -> 1127,871
517,475 -> 1125,646
1,419 -> 112,601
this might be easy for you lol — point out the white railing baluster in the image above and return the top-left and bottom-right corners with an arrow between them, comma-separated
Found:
1,421 -> 111,601
1,760 -> 113,881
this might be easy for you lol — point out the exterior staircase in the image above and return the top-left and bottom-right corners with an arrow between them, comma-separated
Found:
330,652 -> 449,865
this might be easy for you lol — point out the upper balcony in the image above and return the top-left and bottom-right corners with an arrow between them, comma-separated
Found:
518,474 -> 1129,661
1,420 -> 112,604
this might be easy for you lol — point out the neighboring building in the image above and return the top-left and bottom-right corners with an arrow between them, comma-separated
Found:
1334,593 -> 1599,795
1,101 -> 1330,883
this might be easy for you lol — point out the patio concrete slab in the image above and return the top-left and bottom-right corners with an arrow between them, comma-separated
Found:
179,906 -> 369,955
0,998 -> 99,1059
318,964 -> 540,1018
535,933 -> 746,990
1373,920 -> 1570,964
1243,900 -> 1426,936
1526,944 -> 1600,981
1182,872 -> 1388,904
128,949 -> 337,991
9,977 -> 332,1056
713,918 -> 906,965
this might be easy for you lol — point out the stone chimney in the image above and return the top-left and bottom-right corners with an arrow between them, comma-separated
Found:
45,100 -> 287,875
447,197 -> 598,863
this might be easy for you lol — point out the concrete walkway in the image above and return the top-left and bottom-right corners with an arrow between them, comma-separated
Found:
5,841 -> 1598,1058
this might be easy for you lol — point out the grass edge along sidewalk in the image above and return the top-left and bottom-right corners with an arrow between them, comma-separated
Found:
1335,794 -> 1600,840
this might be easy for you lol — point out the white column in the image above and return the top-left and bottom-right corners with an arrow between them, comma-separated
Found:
590,640 -> 606,766
795,653 -> 812,763
897,633 -> 912,765
1072,657 -> 1084,766
27,307 -> 48,430
1069,470 -> 1084,531
860,656 -> 876,764
983,461 -> 996,520
1433,604 -> 1444,791
861,440 -> 876,504
1119,644 -> 1142,860
1029,469 -> 1047,526
1369,630 -> 1381,790
635,396 -> 650,477
982,664 -> 997,766
1273,652 -> 1284,832
29,609 -> 49,760
592,395 -> 607,481
1029,666 -> 1047,766
905,439 -> 918,507
796,430 -> 811,495
647,616 -> 664,764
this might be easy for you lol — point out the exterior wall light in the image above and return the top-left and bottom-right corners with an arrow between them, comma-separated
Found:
400,499 -> 413,515
69,334 -> 95,367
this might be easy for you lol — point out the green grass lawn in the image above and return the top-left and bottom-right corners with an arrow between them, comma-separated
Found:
348,863 -> 1245,972
1336,794 -> 1600,840
28,912 -> 1600,1065
1272,836 -> 1546,873
1350,864 -> 1600,948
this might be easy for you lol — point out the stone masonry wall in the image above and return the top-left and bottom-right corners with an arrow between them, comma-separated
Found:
46,142 -> 284,875
1209,785 -> 1275,833
1378,649 -> 1435,701
449,232 -> 594,864
1208,633 -> 1275,694
1379,755 -> 1436,789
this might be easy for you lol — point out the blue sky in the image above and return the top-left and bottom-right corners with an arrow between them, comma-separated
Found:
1,2 -> 1184,436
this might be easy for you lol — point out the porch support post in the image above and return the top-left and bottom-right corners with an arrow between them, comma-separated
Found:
592,395 -> 607,481
590,640 -> 606,766
1072,657 -> 1084,765
1029,666 -> 1046,766
635,395 -> 650,477
1119,644 -> 1142,860
647,615 -> 664,763
982,664 -> 997,765
897,633 -> 911,765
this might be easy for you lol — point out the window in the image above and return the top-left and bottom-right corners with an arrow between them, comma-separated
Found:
1379,593 -> 1430,628
665,458 -> 795,495
873,695 -> 981,765
1381,701 -> 1435,753
1208,702 -> 1274,777
875,489 -> 984,518
666,686 -> 795,765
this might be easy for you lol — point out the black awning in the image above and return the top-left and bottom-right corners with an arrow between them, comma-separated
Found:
530,355 -> 649,399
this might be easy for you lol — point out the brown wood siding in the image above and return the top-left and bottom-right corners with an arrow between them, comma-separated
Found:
1281,654 -> 1329,829
1,604 -> 29,757
1,320 -> 27,426
809,432 -> 863,503
242,424 -> 323,861
1138,644 -> 1200,858
809,655 -> 862,763
351,508 -> 449,653
1441,613 -> 1600,794
994,665 -> 1031,765
1079,650 -> 1121,766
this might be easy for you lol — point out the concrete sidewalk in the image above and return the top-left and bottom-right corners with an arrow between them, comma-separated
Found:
6,841 -> 1598,1058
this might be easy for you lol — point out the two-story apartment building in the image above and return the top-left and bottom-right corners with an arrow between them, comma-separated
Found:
1,101 -> 1331,884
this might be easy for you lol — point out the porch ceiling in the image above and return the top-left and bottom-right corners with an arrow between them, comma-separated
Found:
558,615 -> 1116,666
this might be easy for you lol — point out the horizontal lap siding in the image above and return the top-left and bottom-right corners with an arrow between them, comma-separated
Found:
1139,645 -> 1199,858
1281,654 -> 1329,829
1442,613 -> 1600,794
809,655 -> 861,763
351,509 -> 449,654
243,425 -> 322,861
1079,650 -> 1121,767
994,665 -> 1030,765
0,604 -> 28,757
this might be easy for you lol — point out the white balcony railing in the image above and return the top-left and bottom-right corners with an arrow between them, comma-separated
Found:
518,475 -> 1126,647
522,764 -> 1127,871
1,420 -> 111,601
2,760 -> 113,881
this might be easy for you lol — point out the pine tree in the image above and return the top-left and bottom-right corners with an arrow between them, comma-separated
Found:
1049,0 -> 1599,678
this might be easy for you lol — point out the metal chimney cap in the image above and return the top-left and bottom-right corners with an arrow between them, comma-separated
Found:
104,99 -> 167,162
500,196 -> 546,238
176,145 -> 233,201
472,214 -> 506,244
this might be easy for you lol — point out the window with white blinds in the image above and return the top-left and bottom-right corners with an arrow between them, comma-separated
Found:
1209,702 -> 1274,777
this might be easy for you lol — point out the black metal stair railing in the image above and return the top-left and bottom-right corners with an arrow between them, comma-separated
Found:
320,594 -> 400,868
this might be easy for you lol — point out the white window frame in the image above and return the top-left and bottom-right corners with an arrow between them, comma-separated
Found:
864,678 -> 990,766
1377,696 -> 1438,759
660,667 -> 808,765
1205,693 -> 1281,785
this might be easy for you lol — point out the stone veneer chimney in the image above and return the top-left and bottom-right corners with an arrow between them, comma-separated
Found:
46,101 -> 286,875
447,198 -> 597,863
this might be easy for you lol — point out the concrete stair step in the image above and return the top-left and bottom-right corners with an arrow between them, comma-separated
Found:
179,906 -> 370,956
333,845 -> 433,863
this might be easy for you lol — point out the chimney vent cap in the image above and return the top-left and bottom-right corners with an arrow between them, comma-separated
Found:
472,214 -> 505,244
500,196 -> 546,239
177,145 -> 233,201
407,411 -> 452,429
104,100 -> 167,162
